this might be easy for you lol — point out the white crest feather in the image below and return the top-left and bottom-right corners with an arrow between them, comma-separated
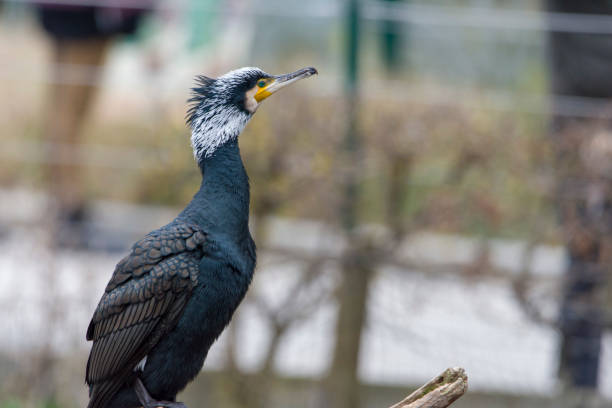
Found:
190,107 -> 250,160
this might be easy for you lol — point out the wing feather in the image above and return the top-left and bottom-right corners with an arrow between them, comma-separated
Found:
85,221 -> 206,387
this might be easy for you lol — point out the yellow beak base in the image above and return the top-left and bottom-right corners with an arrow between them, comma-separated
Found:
253,66 -> 318,103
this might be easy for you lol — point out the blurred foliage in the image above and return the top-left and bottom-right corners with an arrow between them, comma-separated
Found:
0,400 -> 22,408
0,399 -> 62,408
0,81 -> 558,240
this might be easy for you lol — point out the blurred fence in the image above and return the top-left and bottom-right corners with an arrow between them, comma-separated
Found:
1,1 -> 612,408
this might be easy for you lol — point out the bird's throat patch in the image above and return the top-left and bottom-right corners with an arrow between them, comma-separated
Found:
244,86 -> 259,113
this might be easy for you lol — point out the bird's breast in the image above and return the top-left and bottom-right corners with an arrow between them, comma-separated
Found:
173,257 -> 252,347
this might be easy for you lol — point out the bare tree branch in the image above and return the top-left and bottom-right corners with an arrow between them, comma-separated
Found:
389,367 -> 468,408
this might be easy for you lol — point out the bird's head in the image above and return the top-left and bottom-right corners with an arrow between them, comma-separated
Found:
187,66 -> 318,161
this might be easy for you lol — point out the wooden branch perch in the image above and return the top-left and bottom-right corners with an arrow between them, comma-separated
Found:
388,367 -> 468,408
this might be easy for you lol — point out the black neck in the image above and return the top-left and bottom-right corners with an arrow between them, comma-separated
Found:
179,141 -> 250,237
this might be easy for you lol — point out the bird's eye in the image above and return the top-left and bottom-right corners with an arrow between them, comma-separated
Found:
257,80 -> 266,88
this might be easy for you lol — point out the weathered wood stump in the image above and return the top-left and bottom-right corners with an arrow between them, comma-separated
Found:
388,367 -> 468,408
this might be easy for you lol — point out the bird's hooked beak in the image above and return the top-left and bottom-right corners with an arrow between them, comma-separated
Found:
254,67 -> 318,102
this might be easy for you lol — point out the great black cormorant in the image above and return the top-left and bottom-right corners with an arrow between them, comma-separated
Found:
85,66 -> 318,408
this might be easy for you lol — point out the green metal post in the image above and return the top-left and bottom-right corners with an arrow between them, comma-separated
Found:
342,0 -> 361,231
380,0 -> 406,72
324,3 -> 372,408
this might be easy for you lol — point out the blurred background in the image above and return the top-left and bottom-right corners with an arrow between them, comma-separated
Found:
1,0 -> 612,407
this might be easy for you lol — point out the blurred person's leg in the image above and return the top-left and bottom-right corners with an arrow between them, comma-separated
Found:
44,36 -> 111,246
36,4 -> 150,249
548,0 -> 612,400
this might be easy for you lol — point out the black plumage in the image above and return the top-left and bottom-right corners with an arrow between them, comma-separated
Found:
86,224 -> 203,395
85,66 -> 316,408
